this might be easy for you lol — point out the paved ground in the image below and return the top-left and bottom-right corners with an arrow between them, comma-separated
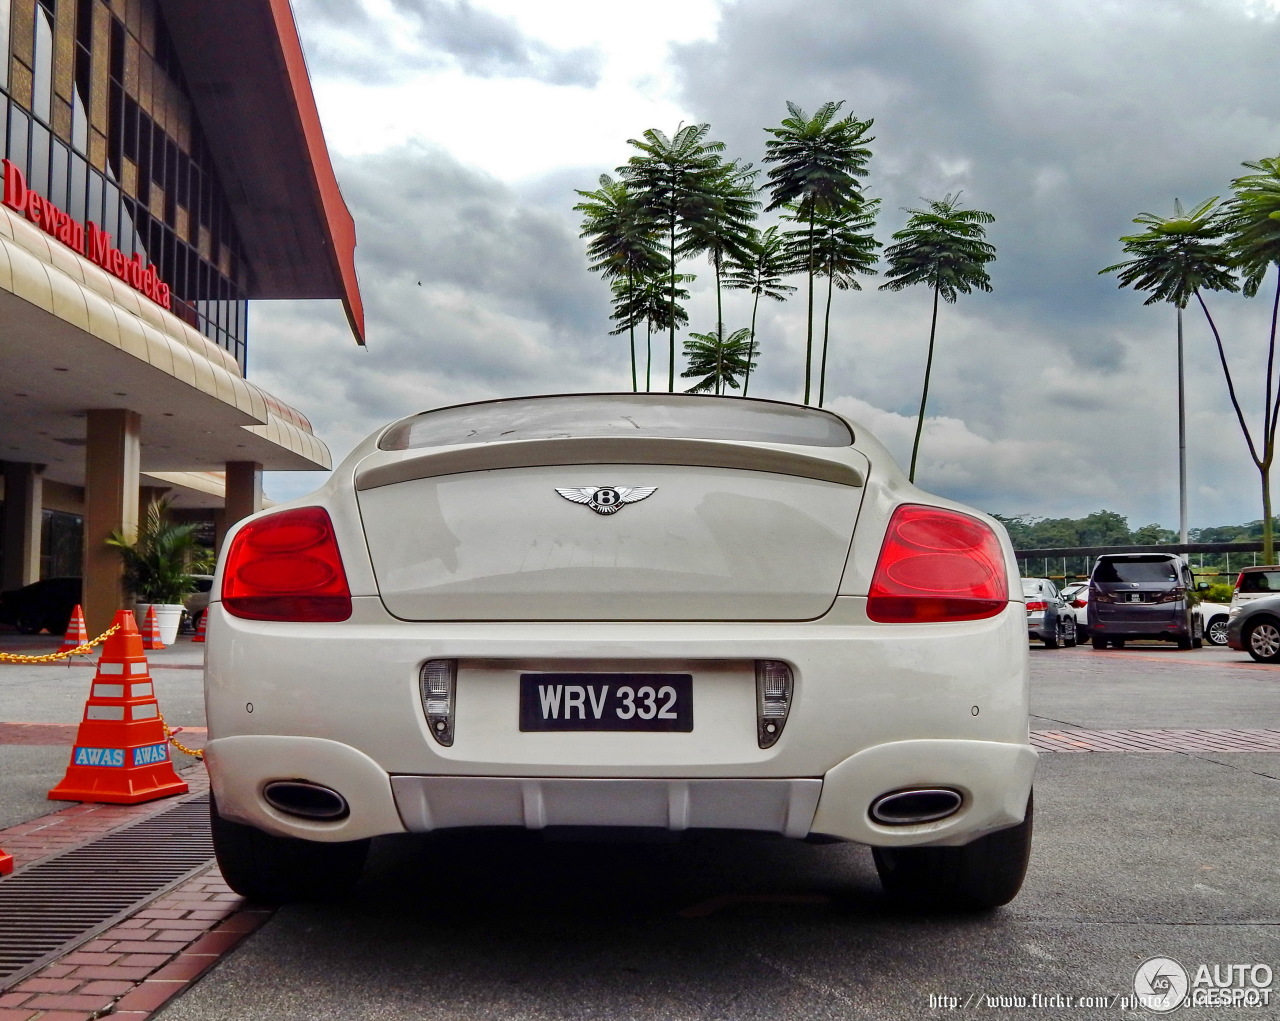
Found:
2,632 -> 1277,1019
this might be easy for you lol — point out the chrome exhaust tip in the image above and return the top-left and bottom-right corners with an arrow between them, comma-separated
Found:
263,780 -> 350,821
869,788 -> 963,826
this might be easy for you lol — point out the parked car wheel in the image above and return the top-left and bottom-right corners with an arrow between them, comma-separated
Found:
1043,621 -> 1060,649
1091,635 -> 1108,650
1110,638 -> 1126,649
210,799 -> 369,903
873,793 -> 1033,910
1176,633 -> 1193,651
1205,616 -> 1230,646
15,609 -> 44,634
1062,617 -> 1077,647
1244,619 -> 1280,664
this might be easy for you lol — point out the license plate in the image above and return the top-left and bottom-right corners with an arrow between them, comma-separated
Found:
519,673 -> 693,732
1127,593 -> 1144,603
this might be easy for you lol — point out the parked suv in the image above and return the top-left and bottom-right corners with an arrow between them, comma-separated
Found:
1231,566 -> 1280,608
1088,553 -> 1204,650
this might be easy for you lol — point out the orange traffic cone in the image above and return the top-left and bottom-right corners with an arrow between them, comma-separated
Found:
191,611 -> 206,644
58,604 -> 89,654
141,605 -> 165,650
47,610 -> 188,804
0,847 -> 13,876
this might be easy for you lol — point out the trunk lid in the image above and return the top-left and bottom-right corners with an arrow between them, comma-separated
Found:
353,435 -> 868,621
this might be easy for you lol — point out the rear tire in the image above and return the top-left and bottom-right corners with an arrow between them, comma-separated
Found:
873,793 -> 1034,911
1062,617 -> 1077,647
15,609 -> 43,635
1042,621 -> 1060,649
1110,638 -> 1126,649
1176,634 -> 1193,650
1091,635 -> 1107,650
210,798 -> 369,903
1206,616 -> 1230,646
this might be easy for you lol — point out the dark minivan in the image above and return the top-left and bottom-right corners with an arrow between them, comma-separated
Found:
1088,553 -> 1205,650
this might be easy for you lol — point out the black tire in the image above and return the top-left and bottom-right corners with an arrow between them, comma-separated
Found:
1091,635 -> 1108,650
873,792 -> 1034,911
1176,634 -> 1193,651
1110,638 -> 1126,649
15,609 -> 43,635
210,798 -> 369,903
1062,617 -> 1077,648
1244,618 -> 1280,664
1042,619 -> 1060,649
1206,616 -> 1230,647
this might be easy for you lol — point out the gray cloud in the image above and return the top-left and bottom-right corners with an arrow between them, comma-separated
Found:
293,0 -> 601,86
258,0 -> 1280,532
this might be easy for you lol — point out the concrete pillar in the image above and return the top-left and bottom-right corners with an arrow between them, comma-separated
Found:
83,409 -> 141,635
220,461 -> 262,549
2,461 -> 44,589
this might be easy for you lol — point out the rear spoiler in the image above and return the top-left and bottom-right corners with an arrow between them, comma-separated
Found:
354,437 -> 864,491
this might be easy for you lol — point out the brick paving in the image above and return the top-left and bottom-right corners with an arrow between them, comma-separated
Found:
1030,727 -> 1280,753
0,870 -> 272,1020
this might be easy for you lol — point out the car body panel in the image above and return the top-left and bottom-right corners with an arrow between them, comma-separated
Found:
204,394 -> 1034,852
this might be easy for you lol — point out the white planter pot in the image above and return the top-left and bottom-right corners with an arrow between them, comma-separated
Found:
134,603 -> 184,645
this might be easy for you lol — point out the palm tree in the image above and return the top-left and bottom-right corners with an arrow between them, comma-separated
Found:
807,198 -> 880,406
1099,197 -> 1238,552
682,326 -> 756,394
680,159 -> 759,358
880,194 -> 996,483
763,101 -> 874,404
610,272 -> 692,390
1222,156 -> 1280,561
725,226 -> 796,395
574,174 -> 663,390
620,124 -> 727,391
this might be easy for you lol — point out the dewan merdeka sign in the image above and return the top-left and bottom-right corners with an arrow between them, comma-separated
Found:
2,158 -> 172,310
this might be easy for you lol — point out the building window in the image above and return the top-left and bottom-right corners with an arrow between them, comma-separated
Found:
40,508 -> 83,579
1,0 -> 249,372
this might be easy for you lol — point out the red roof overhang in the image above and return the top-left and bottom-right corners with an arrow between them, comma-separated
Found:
158,0 -> 366,344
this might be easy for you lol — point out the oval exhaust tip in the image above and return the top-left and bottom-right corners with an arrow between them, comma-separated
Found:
869,788 -> 963,826
263,781 -> 350,821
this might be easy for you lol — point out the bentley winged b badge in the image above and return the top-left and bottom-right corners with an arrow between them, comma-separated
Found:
555,486 -> 657,515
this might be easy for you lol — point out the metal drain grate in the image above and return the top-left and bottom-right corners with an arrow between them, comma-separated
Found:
0,794 -> 214,988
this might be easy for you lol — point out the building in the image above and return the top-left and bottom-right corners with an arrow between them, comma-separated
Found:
0,0 -> 364,634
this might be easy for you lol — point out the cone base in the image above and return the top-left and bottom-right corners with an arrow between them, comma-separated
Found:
48,768 -> 188,805
0,849 -> 13,875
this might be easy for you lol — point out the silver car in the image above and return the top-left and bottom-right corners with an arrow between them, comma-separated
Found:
1021,577 -> 1076,648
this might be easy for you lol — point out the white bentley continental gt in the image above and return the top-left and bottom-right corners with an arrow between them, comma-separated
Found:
204,394 -> 1036,909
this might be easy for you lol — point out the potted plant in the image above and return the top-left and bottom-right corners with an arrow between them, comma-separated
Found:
107,497 -> 215,644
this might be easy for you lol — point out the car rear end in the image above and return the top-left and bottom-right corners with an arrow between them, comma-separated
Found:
1088,554 -> 1195,646
1022,579 -> 1052,643
1231,566 -> 1280,609
203,395 -> 1035,905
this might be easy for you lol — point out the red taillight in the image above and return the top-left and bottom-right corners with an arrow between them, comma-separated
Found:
221,507 -> 352,622
1026,600 -> 1048,612
867,505 -> 1008,623
1072,598 -> 1088,608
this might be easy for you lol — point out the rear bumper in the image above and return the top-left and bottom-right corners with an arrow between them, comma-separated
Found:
205,735 -> 1036,847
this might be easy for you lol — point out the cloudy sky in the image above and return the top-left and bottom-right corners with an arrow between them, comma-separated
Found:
249,0 -> 1280,531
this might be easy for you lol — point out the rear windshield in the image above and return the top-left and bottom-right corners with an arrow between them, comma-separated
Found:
380,395 -> 854,450
1093,558 -> 1178,584
1239,570 -> 1280,594
1020,580 -> 1043,596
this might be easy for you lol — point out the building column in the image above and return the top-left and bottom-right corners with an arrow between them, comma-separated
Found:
83,409 -> 141,636
219,461 -> 262,550
2,461 -> 44,589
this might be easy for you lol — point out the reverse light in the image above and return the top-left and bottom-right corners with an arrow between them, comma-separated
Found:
221,507 -> 352,622
420,659 -> 456,746
867,505 -> 1008,623
755,660 -> 793,749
